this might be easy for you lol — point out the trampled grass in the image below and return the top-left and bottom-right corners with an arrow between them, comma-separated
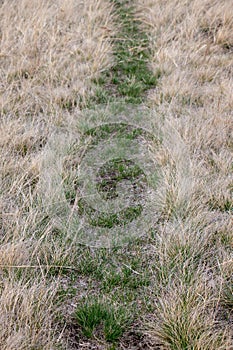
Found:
0,0 -> 232,349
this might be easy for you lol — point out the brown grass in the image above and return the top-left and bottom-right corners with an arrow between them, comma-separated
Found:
0,0 -> 232,349
135,0 -> 233,348
0,0 -> 114,348
0,0 -> 114,116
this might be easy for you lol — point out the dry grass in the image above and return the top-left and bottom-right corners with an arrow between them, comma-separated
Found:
0,0 -> 232,349
0,0 -> 114,116
0,278 -> 58,350
0,0 -> 114,348
135,0 -> 233,348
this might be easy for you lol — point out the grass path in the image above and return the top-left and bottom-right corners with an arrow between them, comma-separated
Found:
58,1 -> 233,349
55,1 -> 161,348
0,0 -> 232,349
88,0 -> 159,106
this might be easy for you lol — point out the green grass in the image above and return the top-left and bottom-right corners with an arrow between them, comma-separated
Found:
74,298 -> 130,342
62,114 -> 160,230
86,0 -> 159,107
54,240 -> 153,345
109,0 -> 159,101
50,0 -> 168,347
71,245 -> 151,292
223,284 -> 233,309
78,201 -> 143,228
84,122 -> 158,143
74,156 -> 146,228
63,128 -> 151,228
208,198 -> 233,212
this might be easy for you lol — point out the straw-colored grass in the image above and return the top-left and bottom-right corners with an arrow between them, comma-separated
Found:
135,0 -> 233,348
0,0 -> 114,348
0,0 -> 232,348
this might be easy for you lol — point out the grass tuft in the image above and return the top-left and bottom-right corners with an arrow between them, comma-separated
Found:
74,298 -> 130,342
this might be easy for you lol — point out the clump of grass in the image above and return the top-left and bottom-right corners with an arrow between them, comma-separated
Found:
74,298 -> 130,342
147,281 -> 231,350
0,278 -> 58,350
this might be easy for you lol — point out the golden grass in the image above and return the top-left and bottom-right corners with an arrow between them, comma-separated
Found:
0,0 -> 232,348
0,279 -> 58,350
0,0 -> 114,348
135,0 -> 233,348
0,0 -> 114,116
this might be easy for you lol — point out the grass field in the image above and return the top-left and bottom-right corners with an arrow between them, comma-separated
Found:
0,0 -> 232,349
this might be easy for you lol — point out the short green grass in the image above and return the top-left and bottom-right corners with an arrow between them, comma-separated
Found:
87,0 -> 160,107
55,1 -> 161,344
78,199 -> 143,228
109,0 -> 160,101
62,122 -> 153,229
74,298 -> 130,342
63,244 -> 152,292
54,238 -> 154,346
97,158 -> 145,199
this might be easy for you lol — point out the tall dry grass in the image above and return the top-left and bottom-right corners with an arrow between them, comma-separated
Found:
0,0 -> 114,116
136,0 -> 233,348
0,0 -> 232,348
0,0 -> 114,348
